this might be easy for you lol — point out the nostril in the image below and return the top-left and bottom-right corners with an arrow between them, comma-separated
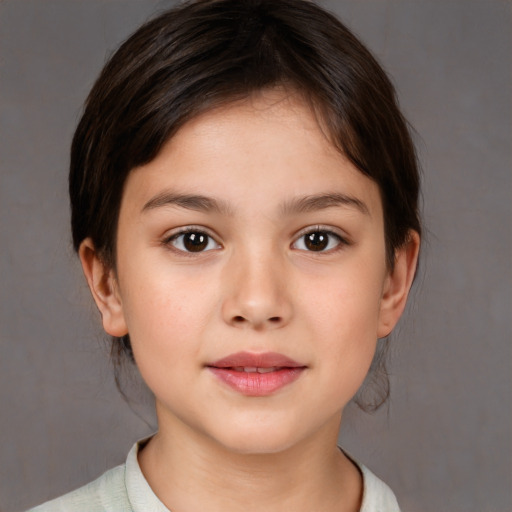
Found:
231,315 -> 281,325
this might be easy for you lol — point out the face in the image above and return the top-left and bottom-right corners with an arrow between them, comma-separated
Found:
82,91 -> 417,455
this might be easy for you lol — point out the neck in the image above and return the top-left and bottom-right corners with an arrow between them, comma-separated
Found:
138,413 -> 362,512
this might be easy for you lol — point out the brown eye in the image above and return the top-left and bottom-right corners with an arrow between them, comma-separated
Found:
168,230 -> 220,253
293,229 -> 344,252
304,232 -> 329,251
183,232 -> 208,252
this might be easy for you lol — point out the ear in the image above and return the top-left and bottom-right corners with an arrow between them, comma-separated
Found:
79,238 -> 128,337
377,231 -> 420,338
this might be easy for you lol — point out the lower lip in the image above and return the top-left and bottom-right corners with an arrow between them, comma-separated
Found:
208,367 -> 305,396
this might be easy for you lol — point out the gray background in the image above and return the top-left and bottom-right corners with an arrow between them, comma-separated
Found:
1,1 -> 510,511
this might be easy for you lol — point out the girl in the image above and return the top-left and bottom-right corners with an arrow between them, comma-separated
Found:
31,0 -> 421,510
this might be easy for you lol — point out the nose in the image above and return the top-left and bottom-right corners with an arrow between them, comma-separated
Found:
221,249 -> 293,330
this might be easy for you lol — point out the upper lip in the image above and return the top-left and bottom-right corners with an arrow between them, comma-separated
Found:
208,351 -> 305,369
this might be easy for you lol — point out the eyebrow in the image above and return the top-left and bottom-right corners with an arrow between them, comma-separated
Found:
142,192 -> 233,215
280,193 -> 370,216
141,191 -> 369,217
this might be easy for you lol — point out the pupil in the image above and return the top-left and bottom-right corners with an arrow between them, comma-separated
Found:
305,232 -> 328,251
184,232 -> 208,252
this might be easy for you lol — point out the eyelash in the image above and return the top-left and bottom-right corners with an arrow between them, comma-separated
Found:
162,225 -> 349,255
292,226 -> 349,253
162,227 -> 221,254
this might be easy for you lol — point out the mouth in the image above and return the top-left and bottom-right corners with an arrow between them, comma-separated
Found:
231,366 -> 284,373
206,352 -> 307,396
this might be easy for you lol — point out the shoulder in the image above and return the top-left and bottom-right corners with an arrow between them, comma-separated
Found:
341,447 -> 401,512
358,463 -> 401,512
27,463 -> 130,512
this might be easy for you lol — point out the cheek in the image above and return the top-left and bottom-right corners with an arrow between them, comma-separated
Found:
305,259 -> 385,337
118,264 -> 219,365
314,286 -> 380,371
120,278 -> 214,405
299,261 -> 385,396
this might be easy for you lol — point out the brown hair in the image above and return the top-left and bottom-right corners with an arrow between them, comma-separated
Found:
70,0 -> 421,411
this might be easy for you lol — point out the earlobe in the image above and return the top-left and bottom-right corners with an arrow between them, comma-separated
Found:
78,239 -> 128,337
377,231 -> 420,338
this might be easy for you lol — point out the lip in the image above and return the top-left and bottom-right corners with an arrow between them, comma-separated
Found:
206,351 -> 307,397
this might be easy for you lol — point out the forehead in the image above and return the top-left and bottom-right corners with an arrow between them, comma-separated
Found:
122,90 -> 383,220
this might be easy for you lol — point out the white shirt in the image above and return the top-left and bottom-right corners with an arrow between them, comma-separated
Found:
29,441 -> 401,512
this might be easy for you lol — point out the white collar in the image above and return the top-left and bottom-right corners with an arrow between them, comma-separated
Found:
124,438 -> 400,512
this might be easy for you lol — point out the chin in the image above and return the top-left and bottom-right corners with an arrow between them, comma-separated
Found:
208,419 -> 309,456
219,436 -> 299,456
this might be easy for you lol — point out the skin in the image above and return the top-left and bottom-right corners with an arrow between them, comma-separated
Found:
80,90 -> 420,512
